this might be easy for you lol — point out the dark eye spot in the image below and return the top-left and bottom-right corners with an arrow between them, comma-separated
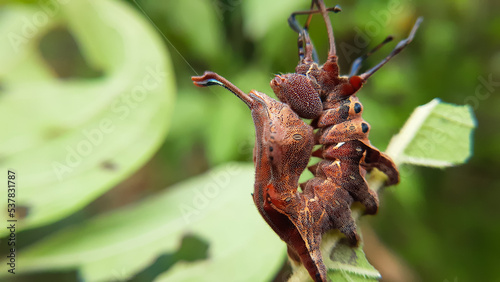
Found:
362,123 -> 369,133
293,134 -> 302,140
354,103 -> 362,113
269,146 -> 273,152
270,156 -> 274,161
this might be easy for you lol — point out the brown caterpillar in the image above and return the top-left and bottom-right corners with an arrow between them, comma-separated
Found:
269,1 -> 421,279
192,1 -> 421,281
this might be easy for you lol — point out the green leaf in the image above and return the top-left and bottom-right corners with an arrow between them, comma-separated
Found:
0,0 -> 175,234
0,164 -> 286,281
386,98 -> 476,167
289,232 -> 380,282
326,240 -> 381,282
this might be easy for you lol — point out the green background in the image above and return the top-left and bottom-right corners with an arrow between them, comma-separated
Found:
1,0 -> 499,281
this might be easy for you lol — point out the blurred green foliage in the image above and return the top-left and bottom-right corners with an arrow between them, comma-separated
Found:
0,0 -> 175,235
1,0 -> 499,281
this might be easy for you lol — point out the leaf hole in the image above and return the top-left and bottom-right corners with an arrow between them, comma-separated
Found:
38,27 -> 103,79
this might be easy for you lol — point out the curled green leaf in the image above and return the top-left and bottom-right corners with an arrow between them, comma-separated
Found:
0,0 -> 175,234
0,164 -> 285,281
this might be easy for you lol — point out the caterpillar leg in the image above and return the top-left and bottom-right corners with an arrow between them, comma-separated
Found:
288,5 -> 341,63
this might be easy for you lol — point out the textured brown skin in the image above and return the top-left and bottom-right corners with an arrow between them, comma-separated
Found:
268,1 -> 402,280
191,71 -> 390,281
192,72 -> 334,281
191,1 -> 420,280
191,72 -> 327,280
271,74 -> 323,119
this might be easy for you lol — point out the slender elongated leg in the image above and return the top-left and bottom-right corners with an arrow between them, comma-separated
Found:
360,17 -> 423,80
314,0 -> 338,59
192,71 -> 254,107
289,6 -> 341,63
349,36 -> 394,76
288,6 -> 342,32
288,2 -> 314,33
297,29 -> 316,64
